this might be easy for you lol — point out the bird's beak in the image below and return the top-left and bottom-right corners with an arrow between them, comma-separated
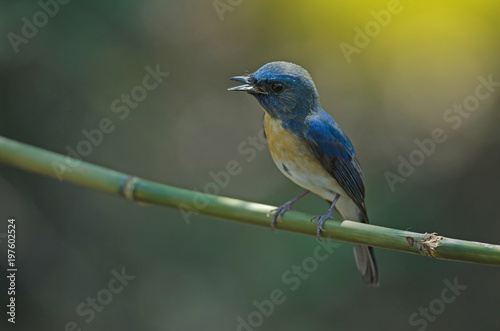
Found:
228,75 -> 268,94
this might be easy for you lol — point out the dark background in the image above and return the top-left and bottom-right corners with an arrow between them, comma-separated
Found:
1,0 -> 500,330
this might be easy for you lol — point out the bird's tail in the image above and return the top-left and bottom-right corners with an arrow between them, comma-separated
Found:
330,199 -> 379,286
352,211 -> 379,286
353,244 -> 379,286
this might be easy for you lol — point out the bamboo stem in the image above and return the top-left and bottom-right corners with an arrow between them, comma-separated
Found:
1,135 -> 499,266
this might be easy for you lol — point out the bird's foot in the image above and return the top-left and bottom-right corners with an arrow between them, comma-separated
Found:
311,194 -> 339,241
267,203 -> 293,231
267,190 -> 310,232
311,212 -> 333,241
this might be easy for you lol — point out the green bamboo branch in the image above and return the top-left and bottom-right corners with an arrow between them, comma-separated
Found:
0,135 -> 499,266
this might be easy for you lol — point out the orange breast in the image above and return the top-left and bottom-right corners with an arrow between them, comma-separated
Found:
263,113 -> 325,175
264,113 -> 300,162
262,114 -> 359,221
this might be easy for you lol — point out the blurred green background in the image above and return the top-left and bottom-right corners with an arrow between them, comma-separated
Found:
1,0 -> 500,330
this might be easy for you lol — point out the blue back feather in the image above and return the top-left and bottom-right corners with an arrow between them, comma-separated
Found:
249,61 -> 367,213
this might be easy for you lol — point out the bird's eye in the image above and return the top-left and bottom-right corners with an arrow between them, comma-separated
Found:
271,82 -> 285,93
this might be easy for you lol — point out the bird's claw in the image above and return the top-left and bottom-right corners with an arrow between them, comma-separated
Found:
268,203 -> 293,231
311,214 -> 330,241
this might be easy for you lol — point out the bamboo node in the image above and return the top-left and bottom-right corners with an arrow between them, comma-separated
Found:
123,176 -> 140,201
418,232 -> 443,258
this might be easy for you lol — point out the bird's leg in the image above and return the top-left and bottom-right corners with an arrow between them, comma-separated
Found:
311,193 -> 340,241
267,190 -> 310,231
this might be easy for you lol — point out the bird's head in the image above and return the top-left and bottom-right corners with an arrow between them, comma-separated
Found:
228,61 -> 320,120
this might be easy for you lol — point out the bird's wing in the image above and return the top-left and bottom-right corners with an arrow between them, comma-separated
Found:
304,112 -> 366,213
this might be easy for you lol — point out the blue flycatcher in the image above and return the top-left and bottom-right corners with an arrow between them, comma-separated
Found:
229,61 -> 378,285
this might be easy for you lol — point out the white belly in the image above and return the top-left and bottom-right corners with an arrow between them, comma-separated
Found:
263,114 -> 362,222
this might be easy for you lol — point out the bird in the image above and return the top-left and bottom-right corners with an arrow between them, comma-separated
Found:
228,61 -> 378,286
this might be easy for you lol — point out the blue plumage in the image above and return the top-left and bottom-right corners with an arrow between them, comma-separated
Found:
229,61 -> 378,286
305,111 -> 367,215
